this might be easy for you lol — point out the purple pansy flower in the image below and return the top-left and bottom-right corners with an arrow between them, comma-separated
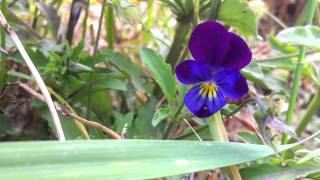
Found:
175,21 -> 252,118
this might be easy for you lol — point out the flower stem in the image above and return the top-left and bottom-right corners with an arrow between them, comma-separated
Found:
207,112 -> 242,180
282,0 -> 317,144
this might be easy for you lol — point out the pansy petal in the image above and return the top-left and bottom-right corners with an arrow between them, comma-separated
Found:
189,21 -> 231,66
184,84 -> 226,118
175,60 -> 213,84
213,69 -> 248,100
222,33 -> 252,70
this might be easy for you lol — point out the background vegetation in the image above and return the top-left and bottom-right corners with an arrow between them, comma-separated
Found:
0,0 -> 319,179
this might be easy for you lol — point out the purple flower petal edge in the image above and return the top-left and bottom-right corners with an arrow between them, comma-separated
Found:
188,21 -> 252,70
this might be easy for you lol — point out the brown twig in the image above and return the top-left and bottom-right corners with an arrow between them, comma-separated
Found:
55,103 -> 122,139
0,10 -> 65,141
17,83 -> 122,140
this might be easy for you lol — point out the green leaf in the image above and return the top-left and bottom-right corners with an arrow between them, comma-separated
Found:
140,48 -> 176,105
303,170 -> 320,179
103,51 -> 145,91
68,61 -> 93,73
0,140 -> 294,179
133,98 -> 160,138
241,63 -> 264,82
152,107 -> 171,127
71,40 -> 85,60
240,163 -> 320,180
268,35 -> 298,53
237,131 -> 263,144
74,74 -> 127,95
218,0 -> 257,36
298,148 -> 320,164
85,91 -> 112,125
242,63 -> 288,93
37,105 -> 83,140
257,58 -> 320,87
7,70 -> 34,81
276,26 -> 320,49
93,77 -> 127,91
113,111 -> 134,133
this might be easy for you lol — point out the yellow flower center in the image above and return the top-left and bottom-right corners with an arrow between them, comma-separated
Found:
199,82 -> 217,99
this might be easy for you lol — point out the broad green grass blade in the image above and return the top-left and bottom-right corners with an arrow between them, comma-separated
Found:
298,148 -> 320,163
240,163 -> 320,180
0,140 -> 294,180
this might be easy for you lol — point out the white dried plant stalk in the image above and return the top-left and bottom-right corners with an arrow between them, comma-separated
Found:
0,11 -> 65,141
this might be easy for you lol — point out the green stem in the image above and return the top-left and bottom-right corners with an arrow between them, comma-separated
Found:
165,22 -> 190,69
207,112 -> 228,140
146,0 -> 155,29
282,0 -> 317,144
207,112 -> 242,180
295,0 -> 314,25
287,90 -> 320,144
163,102 -> 184,139
154,22 -> 190,98
105,6 -> 115,50
223,98 -> 255,119
295,90 -> 320,136
82,0 -> 90,39
0,0 -> 7,88
256,50 -> 318,62
86,0 -> 107,119
31,6 -> 38,29
208,0 -> 221,20
193,0 -> 200,25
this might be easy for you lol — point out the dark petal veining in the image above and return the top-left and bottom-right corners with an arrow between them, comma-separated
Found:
213,69 -> 249,100
189,21 -> 231,66
175,60 -> 213,85
184,84 -> 226,118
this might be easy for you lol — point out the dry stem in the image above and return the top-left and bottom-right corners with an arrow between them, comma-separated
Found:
18,83 -> 121,139
0,11 -> 66,141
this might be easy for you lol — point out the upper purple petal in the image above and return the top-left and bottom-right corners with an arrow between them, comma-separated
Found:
213,69 -> 249,100
184,84 -> 226,118
175,60 -> 213,85
221,33 -> 252,70
189,21 -> 231,66
188,21 -> 252,70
